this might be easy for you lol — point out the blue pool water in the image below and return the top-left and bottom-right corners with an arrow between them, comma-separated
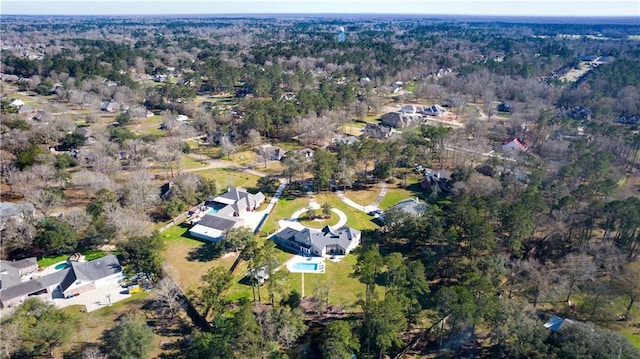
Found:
207,204 -> 224,214
292,262 -> 318,271
54,263 -> 69,270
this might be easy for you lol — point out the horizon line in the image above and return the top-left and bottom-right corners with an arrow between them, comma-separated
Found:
2,13 -> 638,18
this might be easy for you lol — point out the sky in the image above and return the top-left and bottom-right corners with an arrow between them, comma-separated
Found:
1,0 -> 639,17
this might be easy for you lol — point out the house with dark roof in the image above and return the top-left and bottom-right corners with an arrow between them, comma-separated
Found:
363,123 -> 393,139
0,255 -> 122,308
271,225 -> 361,257
497,102 -> 512,113
399,104 -> 424,115
423,105 -> 446,116
100,101 -> 118,113
189,187 -> 265,242
381,112 -> 421,128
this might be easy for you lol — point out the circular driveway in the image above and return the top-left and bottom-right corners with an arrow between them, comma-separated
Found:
279,202 -> 348,231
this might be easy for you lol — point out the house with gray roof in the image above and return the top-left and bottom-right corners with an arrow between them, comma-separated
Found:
271,225 -> 361,257
388,198 -> 427,217
363,123 -> 394,140
423,105 -> 446,116
0,258 -> 38,290
257,144 -> 285,161
381,112 -> 419,128
100,101 -> 118,112
189,187 -> 265,242
0,255 -> 122,308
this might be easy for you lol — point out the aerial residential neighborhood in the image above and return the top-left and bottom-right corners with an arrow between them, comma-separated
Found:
1,4 -> 640,359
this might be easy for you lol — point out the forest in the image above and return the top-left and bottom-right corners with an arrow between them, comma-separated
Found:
1,14 -> 640,359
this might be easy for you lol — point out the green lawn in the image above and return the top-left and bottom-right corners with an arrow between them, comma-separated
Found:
37,250 -> 107,267
299,212 -> 340,229
161,224 -> 239,292
194,168 -> 260,191
227,248 -> 369,310
38,254 -> 68,267
259,195 -> 309,235
316,193 -> 378,230
288,254 -> 366,310
181,155 -> 209,170
379,183 -> 423,209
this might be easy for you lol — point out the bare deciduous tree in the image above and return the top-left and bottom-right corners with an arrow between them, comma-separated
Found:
26,188 -> 63,216
103,203 -> 151,239
219,135 -> 236,160
154,277 -> 181,318
559,253 -> 596,303
81,346 -> 108,359
120,172 -> 159,213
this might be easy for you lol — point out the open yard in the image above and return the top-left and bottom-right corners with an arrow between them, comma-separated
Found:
194,167 -> 260,191
161,224 -> 239,292
287,254 -> 368,310
57,292 -> 189,358
342,186 -> 380,206
378,182 -> 424,209
160,185 -> 380,310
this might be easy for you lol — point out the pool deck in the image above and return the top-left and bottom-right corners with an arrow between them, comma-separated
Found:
285,255 -> 326,273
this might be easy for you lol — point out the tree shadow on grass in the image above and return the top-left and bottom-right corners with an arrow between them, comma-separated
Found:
187,241 -> 225,262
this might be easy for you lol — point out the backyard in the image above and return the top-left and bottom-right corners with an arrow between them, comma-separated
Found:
160,185 -> 381,312
57,292 -> 189,358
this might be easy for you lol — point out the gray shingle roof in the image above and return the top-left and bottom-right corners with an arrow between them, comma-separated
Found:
389,198 -> 427,216
197,214 -> 242,231
274,226 -> 360,254
0,255 -> 122,305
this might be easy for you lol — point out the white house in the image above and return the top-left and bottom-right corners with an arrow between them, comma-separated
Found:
271,225 -> 361,257
189,187 -> 265,242
0,255 -> 123,308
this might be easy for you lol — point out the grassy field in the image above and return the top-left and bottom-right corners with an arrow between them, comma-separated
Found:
317,193 -> 378,230
378,182 -> 423,209
341,122 -> 366,136
37,250 -> 108,267
343,186 -> 380,206
57,291 -> 188,358
232,150 -> 258,166
194,168 -> 260,191
288,254 -> 366,310
259,194 -> 310,235
161,224 -> 238,292
180,155 -> 209,170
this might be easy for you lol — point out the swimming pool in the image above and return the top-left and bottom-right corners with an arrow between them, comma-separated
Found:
207,204 -> 224,214
287,258 -> 326,273
292,262 -> 318,271
54,262 -> 69,270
